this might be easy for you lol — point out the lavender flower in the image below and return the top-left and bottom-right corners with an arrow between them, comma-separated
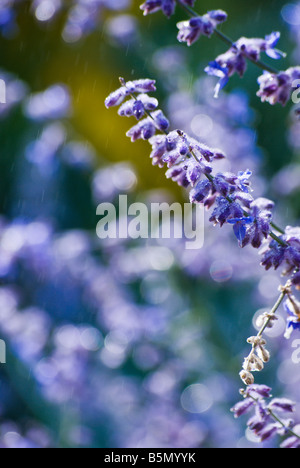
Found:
257,67 -> 300,106
140,0 -> 196,18
177,10 -> 227,46
206,33 -> 284,97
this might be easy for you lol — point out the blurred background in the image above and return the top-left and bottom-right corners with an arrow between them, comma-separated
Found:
0,0 -> 299,448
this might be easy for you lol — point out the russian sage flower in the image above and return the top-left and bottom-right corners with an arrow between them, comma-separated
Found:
106,78 -> 170,141
206,33 -> 284,97
140,0 -> 196,18
105,79 -> 300,310
106,78 -> 273,254
257,67 -> 300,106
177,10 -> 228,46
232,385 -> 299,447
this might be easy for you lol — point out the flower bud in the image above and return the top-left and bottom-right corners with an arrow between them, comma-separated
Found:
257,346 -> 270,363
240,370 -> 255,386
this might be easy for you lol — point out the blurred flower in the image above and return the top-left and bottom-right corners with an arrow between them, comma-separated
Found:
257,67 -> 300,106
140,0 -> 196,18
24,85 -> 71,121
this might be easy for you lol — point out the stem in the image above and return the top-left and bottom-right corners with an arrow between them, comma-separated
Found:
270,222 -> 285,235
176,0 -> 280,75
260,285 -> 288,335
243,280 -> 291,374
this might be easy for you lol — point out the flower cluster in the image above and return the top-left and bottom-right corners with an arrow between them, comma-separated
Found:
105,77 -> 300,364
140,0 -> 195,18
206,33 -> 284,97
257,67 -> 300,106
261,227 -> 300,276
105,78 -> 170,140
177,10 -> 227,46
105,80 -> 276,253
232,385 -> 300,448
138,1 -> 300,111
